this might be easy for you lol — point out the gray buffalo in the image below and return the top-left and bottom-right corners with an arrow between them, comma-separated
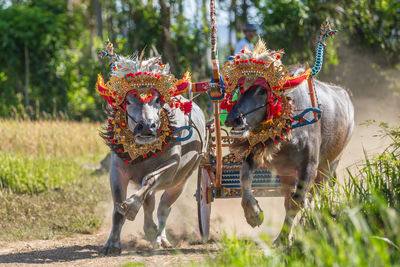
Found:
225,65 -> 354,243
99,56 -> 206,254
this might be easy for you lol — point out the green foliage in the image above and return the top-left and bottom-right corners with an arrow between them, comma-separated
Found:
259,0 -> 315,64
259,0 -> 400,65
259,0 -> 400,98
342,0 -> 400,66
198,124 -> 400,266
0,0 -> 398,119
0,0 -> 105,120
0,1 -> 72,115
0,152 -> 87,194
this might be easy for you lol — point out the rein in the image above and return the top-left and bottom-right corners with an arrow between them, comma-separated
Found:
240,103 -> 268,118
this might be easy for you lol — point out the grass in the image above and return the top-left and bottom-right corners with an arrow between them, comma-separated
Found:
0,119 -> 106,163
0,119 -> 109,240
0,152 -> 86,194
0,175 -> 106,240
196,123 -> 400,266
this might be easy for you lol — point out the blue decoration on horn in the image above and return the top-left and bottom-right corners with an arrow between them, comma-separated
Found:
311,19 -> 337,77
97,39 -> 119,73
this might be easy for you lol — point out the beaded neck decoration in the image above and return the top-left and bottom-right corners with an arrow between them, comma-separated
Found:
221,39 -> 295,158
96,41 -> 192,163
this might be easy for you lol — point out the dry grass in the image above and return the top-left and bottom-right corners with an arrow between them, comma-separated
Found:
0,119 -> 107,162
0,174 -> 108,240
0,119 -> 109,240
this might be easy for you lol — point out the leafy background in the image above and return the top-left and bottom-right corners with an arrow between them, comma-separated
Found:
0,0 -> 399,120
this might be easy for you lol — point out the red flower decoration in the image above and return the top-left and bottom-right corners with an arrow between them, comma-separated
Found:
270,97 -> 282,118
183,101 -> 192,115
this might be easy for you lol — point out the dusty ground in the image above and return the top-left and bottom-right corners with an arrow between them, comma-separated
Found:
0,96 -> 398,267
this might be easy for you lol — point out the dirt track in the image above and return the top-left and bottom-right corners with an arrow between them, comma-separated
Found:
0,97 -> 398,266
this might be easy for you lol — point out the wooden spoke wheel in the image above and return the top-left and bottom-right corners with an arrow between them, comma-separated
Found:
197,166 -> 212,241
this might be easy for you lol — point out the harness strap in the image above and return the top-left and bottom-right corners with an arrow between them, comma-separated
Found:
174,125 -> 194,141
292,107 -> 322,129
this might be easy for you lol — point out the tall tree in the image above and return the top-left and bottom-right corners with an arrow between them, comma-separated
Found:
159,0 -> 176,73
93,0 -> 103,39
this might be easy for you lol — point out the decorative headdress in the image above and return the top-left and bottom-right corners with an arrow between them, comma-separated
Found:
222,40 -> 289,93
96,41 -> 191,109
221,39 -> 311,158
96,41 -> 192,163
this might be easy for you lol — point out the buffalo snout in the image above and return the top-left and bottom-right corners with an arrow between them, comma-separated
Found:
134,120 -> 157,136
225,112 -> 245,128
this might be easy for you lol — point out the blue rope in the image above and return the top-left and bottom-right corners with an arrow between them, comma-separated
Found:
292,107 -> 322,129
174,125 -> 194,141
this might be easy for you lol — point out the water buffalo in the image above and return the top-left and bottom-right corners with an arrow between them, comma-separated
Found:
224,65 -> 354,243
98,55 -> 206,254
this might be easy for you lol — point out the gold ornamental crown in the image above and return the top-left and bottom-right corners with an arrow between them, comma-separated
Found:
103,71 -> 179,106
222,39 -> 289,94
96,52 -> 191,107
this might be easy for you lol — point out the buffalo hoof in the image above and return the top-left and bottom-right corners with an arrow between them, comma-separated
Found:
155,236 -> 172,249
101,244 -> 121,255
117,195 -> 142,221
242,197 -> 264,227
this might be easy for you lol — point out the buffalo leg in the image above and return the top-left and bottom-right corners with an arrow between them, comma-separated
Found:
143,192 -> 157,241
241,158 -> 264,227
155,179 -> 186,248
276,163 -> 318,245
102,161 -> 130,255
117,160 -> 178,221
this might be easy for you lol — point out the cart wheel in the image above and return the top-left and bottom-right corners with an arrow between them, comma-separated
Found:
197,167 -> 212,241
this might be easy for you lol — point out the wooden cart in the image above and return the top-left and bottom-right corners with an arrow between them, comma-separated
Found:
195,97 -> 286,240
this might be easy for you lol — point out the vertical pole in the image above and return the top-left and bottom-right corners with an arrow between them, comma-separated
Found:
210,0 -> 223,185
210,0 -> 220,85
213,101 -> 222,187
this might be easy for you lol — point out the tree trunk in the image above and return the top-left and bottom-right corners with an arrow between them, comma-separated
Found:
127,1 -> 141,51
24,43 -> 30,107
234,0 -> 239,41
106,0 -> 116,45
229,0 -> 236,55
239,0 -> 248,31
158,0 -> 176,73
93,0 -> 103,39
